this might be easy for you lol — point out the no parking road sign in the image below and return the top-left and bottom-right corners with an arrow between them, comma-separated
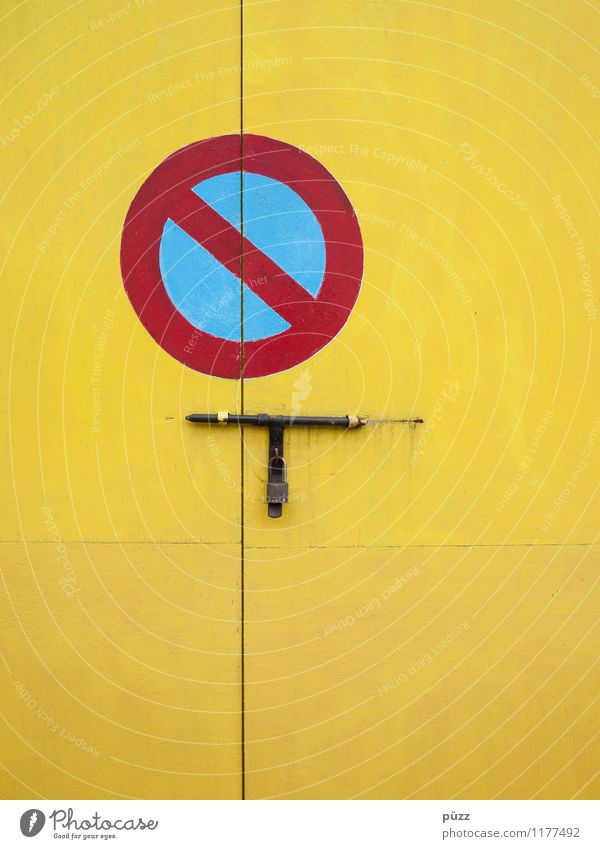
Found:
120,134 -> 363,379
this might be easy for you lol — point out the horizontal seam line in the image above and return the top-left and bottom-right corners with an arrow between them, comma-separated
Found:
0,541 -> 596,549
245,542 -> 598,551
0,539 -> 240,546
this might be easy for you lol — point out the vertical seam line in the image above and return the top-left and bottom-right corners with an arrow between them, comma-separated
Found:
239,0 -> 246,802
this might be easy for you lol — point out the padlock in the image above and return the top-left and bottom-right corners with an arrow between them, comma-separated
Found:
266,480 -> 289,503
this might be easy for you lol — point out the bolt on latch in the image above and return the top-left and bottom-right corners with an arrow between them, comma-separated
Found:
185,412 -> 370,517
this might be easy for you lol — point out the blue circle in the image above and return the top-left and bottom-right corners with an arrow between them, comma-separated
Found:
159,171 -> 326,342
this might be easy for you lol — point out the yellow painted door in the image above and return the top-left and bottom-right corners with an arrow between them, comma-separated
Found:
1,1 -> 243,799
2,0 -> 598,803
241,0 -> 599,799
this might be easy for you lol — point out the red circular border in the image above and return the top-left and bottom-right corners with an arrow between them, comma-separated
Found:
120,134 -> 363,379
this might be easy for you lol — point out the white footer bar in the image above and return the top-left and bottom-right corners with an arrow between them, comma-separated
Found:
0,799 -> 597,848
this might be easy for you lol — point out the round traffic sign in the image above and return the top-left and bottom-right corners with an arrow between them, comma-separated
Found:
120,134 -> 363,378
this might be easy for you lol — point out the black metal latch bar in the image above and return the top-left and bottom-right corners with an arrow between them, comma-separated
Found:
185,412 -> 369,518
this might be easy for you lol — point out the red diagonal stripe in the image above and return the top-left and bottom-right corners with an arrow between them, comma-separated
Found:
167,190 -> 316,327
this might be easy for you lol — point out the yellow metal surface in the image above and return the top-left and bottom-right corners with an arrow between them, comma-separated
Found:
1,1 -> 243,799
242,0 -> 599,798
1,0 -> 599,801
0,541 -> 241,799
245,545 -> 598,799
242,0 -> 599,549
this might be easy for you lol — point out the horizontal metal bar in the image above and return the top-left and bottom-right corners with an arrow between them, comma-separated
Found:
185,413 -> 220,424
365,418 -> 424,424
185,413 -> 357,427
